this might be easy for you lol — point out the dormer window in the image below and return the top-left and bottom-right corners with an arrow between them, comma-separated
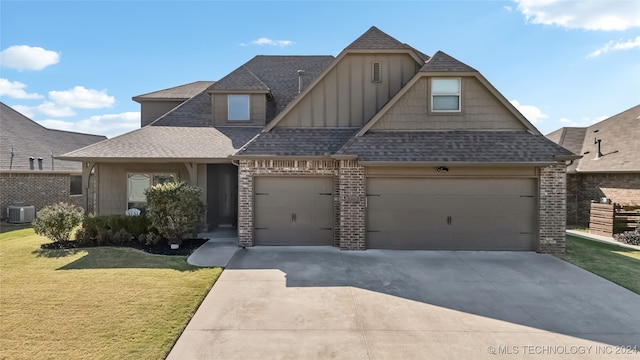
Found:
431,78 -> 460,112
228,95 -> 250,121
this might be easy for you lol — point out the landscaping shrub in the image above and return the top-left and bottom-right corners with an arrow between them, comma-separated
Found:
32,202 -> 84,243
145,181 -> 204,245
76,214 -> 153,246
614,224 -> 640,246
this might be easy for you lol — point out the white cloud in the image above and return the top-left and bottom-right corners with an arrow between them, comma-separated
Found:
514,0 -> 640,31
510,100 -> 548,124
559,115 -> 608,127
240,37 -> 294,47
0,78 -> 43,99
11,105 -> 36,118
0,45 -> 60,71
36,102 -> 76,117
587,35 -> 640,58
49,86 -> 115,109
38,112 -> 140,138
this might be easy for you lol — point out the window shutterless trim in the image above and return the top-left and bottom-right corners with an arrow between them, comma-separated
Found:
431,77 -> 461,112
228,95 -> 250,121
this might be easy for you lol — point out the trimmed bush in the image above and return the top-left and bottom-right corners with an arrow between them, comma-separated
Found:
145,181 -> 204,245
33,202 -> 84,243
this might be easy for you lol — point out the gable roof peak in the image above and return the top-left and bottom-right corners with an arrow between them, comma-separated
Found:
420,50 -> 477,73
346,26 -> 408,50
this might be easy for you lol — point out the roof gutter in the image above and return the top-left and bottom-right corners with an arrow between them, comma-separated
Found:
355,161 -> 560,167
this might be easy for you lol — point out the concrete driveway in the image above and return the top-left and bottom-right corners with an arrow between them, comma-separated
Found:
168,248 -> 640,360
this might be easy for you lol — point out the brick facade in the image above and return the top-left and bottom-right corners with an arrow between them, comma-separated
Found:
538,164 -> 567,254
338,160 -> 366,250
0,173 -> 96,220
237,159 -> 340,247
238,160 -> 568,253
566,172 -> 640,227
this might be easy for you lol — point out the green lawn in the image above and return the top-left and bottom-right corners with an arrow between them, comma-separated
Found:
0,225 -> 221,360
561,235 -> 640,295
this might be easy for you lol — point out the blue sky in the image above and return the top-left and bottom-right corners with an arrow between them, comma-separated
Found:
1,0 -> 639,138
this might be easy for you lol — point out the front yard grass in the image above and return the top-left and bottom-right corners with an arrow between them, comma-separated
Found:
0,225 -> 221,360
561,235 -> 640,295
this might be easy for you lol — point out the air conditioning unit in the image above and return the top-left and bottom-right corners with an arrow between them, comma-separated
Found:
7,205 -> 36,223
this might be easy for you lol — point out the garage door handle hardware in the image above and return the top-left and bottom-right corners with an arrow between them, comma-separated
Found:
447,216 -> 452,225
255,227 -> 269,230
367,230 -> 381,233
291,213 -> 297,222
319,192 -> 332,195
255,192 -> 269,195
519,232 -> 533,234
319,227 -> 332,230
520,195 -> 534,198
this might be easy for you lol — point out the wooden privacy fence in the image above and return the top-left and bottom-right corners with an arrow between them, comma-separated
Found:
589,203 -> 640,237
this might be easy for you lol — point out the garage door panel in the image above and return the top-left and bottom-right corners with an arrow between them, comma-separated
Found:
255,177 -> 334,246
367,178 -> 536,250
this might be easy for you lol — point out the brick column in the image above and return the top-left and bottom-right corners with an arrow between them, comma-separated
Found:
237,160 -> 254,247
339,160 -> 366,250
539,163 -> 567,254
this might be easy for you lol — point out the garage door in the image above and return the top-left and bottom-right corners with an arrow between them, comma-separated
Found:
367,178 -> 536,250
254,177 -> 334,245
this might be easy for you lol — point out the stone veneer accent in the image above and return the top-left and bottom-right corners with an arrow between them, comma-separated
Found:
238,159 -> 339,247
0,173 -> 96,220
338,160 -> 366,250
539,163 -> 567,254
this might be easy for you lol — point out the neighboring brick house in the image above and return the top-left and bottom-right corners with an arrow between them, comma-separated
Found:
546,105 -> 640,227
0,102 -> 106,219
60,27 -> 576,253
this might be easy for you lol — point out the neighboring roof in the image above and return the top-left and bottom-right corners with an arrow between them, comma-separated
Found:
235,128 -> 358,157
420,51 -> 477,73
132,81 -> 215,102
0,102 -> 106,172
547,105 -> 640,173
545,127 -> 587,172
209,55 -> 335,122
58,126 -> 261,162
337,131 -> 575,164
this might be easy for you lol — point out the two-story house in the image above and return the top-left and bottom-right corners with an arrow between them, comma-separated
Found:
60,27 -> 576,253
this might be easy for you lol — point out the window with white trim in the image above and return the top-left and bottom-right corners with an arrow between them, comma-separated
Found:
127,173 -> 176,210
228,95 -> 250,121
431,78 -> 460,112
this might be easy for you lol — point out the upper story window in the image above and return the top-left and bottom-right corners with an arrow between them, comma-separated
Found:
431,78 -> 460,112
371,62 -> 382,83
228,95 -> 250,121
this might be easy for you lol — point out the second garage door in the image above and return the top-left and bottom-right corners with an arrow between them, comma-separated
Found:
254,177 -> 334,246
367,178 -> 536,250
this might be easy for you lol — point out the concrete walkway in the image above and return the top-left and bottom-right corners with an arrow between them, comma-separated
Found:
168,248 -> 640,360
188,227 -> 240,267
567,230 -> 640,251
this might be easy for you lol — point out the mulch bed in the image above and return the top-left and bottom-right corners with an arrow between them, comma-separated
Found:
40,238 -> 209,256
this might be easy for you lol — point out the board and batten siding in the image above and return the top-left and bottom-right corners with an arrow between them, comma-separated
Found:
95,162 -> 194,215
372,77 -> 526,131
277,53 -> 421,128
211,94 -> 266,126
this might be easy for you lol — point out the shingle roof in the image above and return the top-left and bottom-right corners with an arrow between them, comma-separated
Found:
236,128 -> 358,157
546,105 -> 640,173
0,102 -> 106,171
346,26 -> 408,50
337,131 -> 574,163
150,90 -> 213,127
208,66 -> 270,92
545,127 -> 587,172
420,51 -> 477,73
132,81 -> 214,101
59,126 -> 261,161
209,55 -> 334,122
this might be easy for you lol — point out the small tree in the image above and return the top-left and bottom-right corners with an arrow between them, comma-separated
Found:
33,202 -> 84,243
145,181 -> 204,245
